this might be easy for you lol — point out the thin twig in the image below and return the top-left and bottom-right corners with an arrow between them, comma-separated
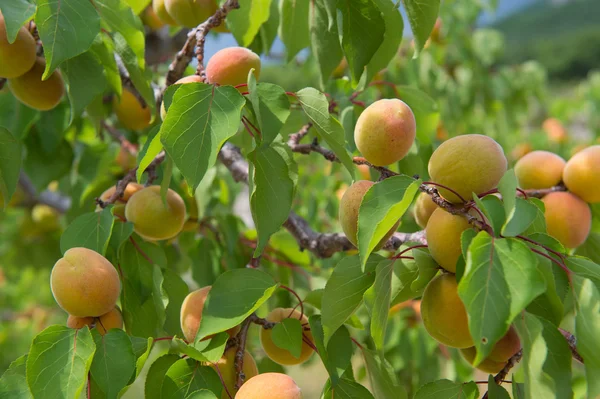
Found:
18,172 -> 71,213
482,350 -> 523,399
101,121 -> 137,155
559,328 -> 584,363
234,314 -> 257,390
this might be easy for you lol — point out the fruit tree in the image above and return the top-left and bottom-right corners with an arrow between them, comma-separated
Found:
0,0 -> 599,399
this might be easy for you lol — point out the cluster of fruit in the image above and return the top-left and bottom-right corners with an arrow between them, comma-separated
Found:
0,13 -> 64,111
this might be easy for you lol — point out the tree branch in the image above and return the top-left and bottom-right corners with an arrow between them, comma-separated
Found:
560,328 -> 584,363
101,121 -> 137,155
18,172 -> 71,213
482,349 -> 523,399
233,314 -> 256,390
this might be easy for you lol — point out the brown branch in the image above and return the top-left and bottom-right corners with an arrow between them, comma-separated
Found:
482,349 -> 523,399
520,184 -> 567,198
560,328 -> 584,363
233,314 -> 256,390
165,0 -> 240,86
18,172 -> 71,213
0,78 -> 6,90
101,121 -> 137,155
115,53 -> 148,108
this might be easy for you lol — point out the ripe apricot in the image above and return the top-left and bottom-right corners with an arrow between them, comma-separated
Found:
0,13 -> 36,78
8,57 -> 64,111
260,308 -> 314,366
116,146 -> 137,171
460,347 -> 505,374
235,373 -> 302,399
165,0 -> 216,28
152,0 -> 178,26
161,75 -> 203,120
51,248 -> 121,317
510,143 -> 532,161
210,348 -> 258,399
338,180 -> 399,249
140,6 -> 165,30
124,186 -> 186,241
542,192 -> 591,248
413,192 -> 437,229
563,145 -> 600,203
97,183 -> 143,219
428,134 -> 507,203
543,118 -> 567,143
425,208 -> 473,273
180,286 -> 240,343
514,150 -> 566,189
460,326 -> 520,373
357,164 -> 371,180
205,47 -> 261,88
113,88 -> 151,131
354,99 -> 416,166
421,273 -> 473,348
67,307 -> 123,335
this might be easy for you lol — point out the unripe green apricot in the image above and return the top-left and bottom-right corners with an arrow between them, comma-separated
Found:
235,373 -> 302,399
165,0 -> 216,28
413,192 -> 438,229
210,348 -> 258,399
354,99 -> 416,166
421,273 -> 473,348
113,88 -> 151,131
67,307 -> 123,335
8,57 -> 64,111
0,13 -> 36,78
51,248 -> 121,317
542,192 -> 591,249
205,47 -> 261,88
125,185 -> 186,241
339,180 -> 399,249
563,145 -> 600,203
514,150 -> 565,189
152,0 -> 178,26
425,207 -> 473,273
260,308 -> 315,366
428,134 -> 507,203
161,75 -> 203,120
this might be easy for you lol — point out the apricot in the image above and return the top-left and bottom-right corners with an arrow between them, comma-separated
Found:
67,307 -> 123,335
543,118 -> 567,143
563,145 -> 600,203
460,326 -> 520,373
161,75 -> 203,120
542,192 -> 591,248
113,88 -> 151,131
354,99 -> 416,166
51,248 -> 121,317
338,180 -> 399,249
140,6 -> 165,30
8,57 -> 64,111
180,286 -> 240,342
124,185 -> 186,241
152,0 -> 178,26
425,208 -> 473,273
0,13 -> 36,78
31,204 -> 60,232
428,134 -> 507,203
210,348 -> 258,399
260,308 -> 314,366
421,273 -> 473,348
116,146 -> 137,171
97,182 -> 143,219
514,150 -> 566,189
205,47 -> 261,88
511,143 -> 532,161
460,347 -> 505,374
413,192 -> 437,229
165,0 -> 216,28
235,373 -> 302,399
332,58 -> 347,78
357,164 -> 371,180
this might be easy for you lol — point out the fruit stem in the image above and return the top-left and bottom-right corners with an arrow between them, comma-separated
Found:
280,285 -> 305,322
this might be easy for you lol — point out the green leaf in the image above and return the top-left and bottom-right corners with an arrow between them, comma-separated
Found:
296,87 -> 355,177
487,375 -> 511,399
227,0 -> 271,47
336,0 -> 385,84
145,354 -> 181,399
26,326 -> 96,399
361,348 -> 407,399
169,338 -> 210,363
414,379 -> 479,399
248,140 -> 297,255
90,33 -> 122,95
322,377 -> 375,399
475,192 -> 506,235
186,390 -> 218,399
309,316 -> 353,386
24,138 -> 73,189
0,128 -> 22,210
160,155 -> 174,207
90,329 -> 136,399
568,256 -> 600,291
279,0 -> 310,61
197,269 -> 278,340
35,0 -> 100,78
162,268 -> 189,337
395,85 -> 439,145
403,0 -> 441,56
137,126 -> 162,182
0,355 -> 31,399
458,233 -> 546,364
363,0 -> 403,85
61,51 -> 107,124
309,0 -> 343,89
573,276 -> 600,399
363,258 -> 394,350
358,175 -> 421,268
160,83 -> 245,190
249,0 -> 279,55
120,340 -> 172,398
0,0 -> 36,43
526,255 -> 564,326
193,333 -> 229,363
60,207 -> 115,255
498,170 -> 537,236
108,220 -> 134,255
37,103 -> 68,154
271,318 -> 303,359
321,254 -> 381,344
576,232 -> 600,264
246,79 -> 291,145
162,359 -> 222,399
0,91 -> 39,140
514,312 -> 573,399
95,0 -> 147,67
124,0 -> 151,14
